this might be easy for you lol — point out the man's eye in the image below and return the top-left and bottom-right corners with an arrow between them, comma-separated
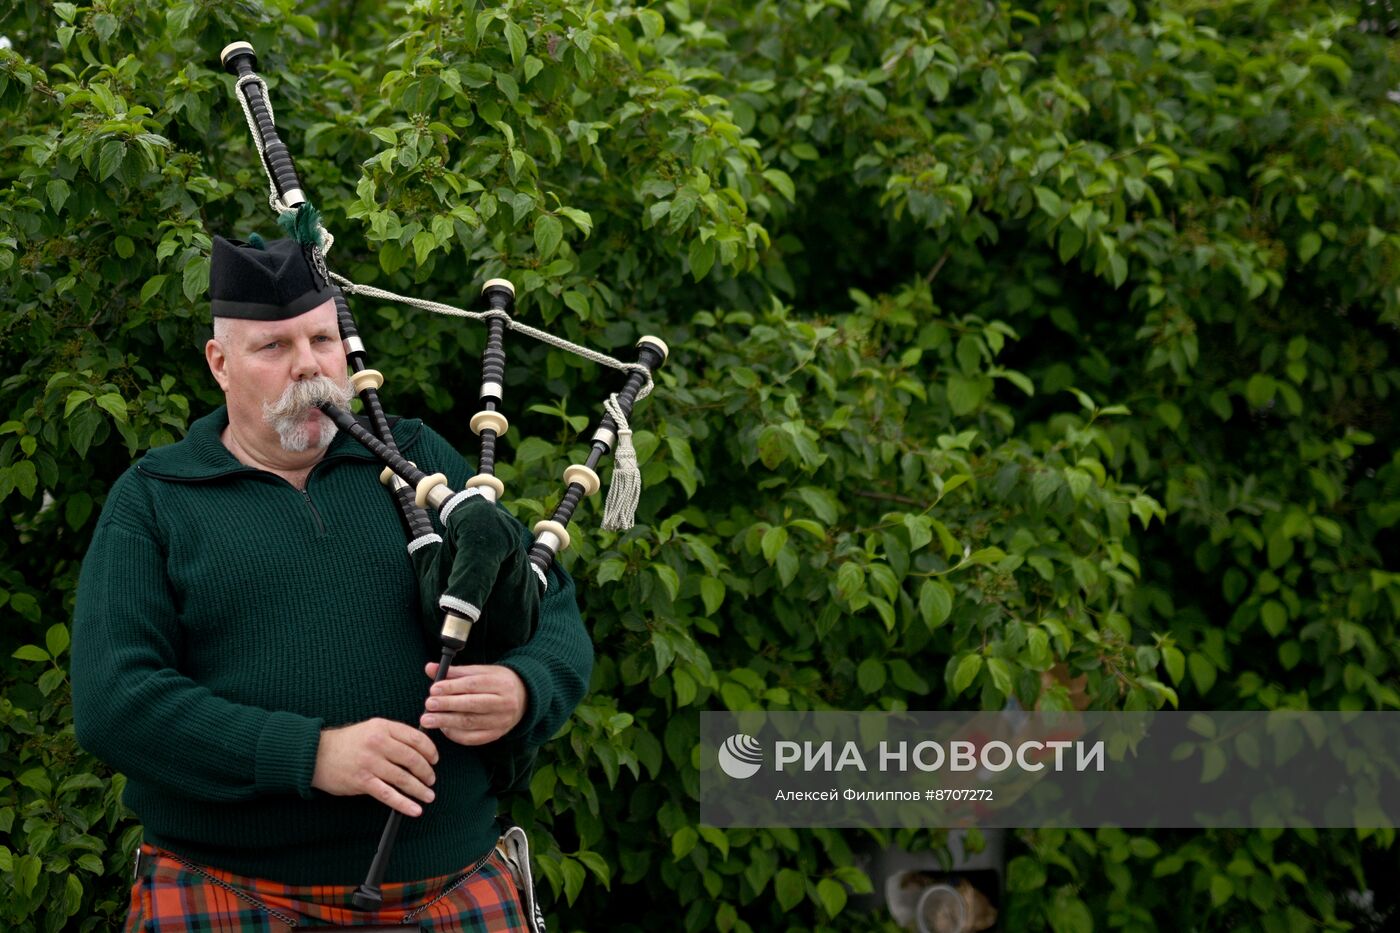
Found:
261,342 -> 280,351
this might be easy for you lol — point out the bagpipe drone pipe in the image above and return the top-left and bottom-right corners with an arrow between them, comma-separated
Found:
219,40 -> 668,910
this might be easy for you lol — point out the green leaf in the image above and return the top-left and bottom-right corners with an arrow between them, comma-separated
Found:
835,562 -> 864,600
563,290 -> 590,318
57,773 -> 102,796
140,275 -> 168,304
797,487 -> 838,524
1007,855 -> 1047,892
903,514 -> 932,551
1189,652 -> 1216,694
671,825 -> 698,859
97,392 -> 128,423
65,390 -> 93,417
1034,186 -> 1063,217
98,140 -> 125,181
1245,373 -> 1275,408
37,664 -> 61,692
47,179 -> 70,214
182,256 -> 209,301
638,9 -> 666,39
946,373 -> 983,415
1048,886 -> 1093,933
986,657 -> 1014,696
65,491 -> 94,530
699,577 -> 725,615
46,624 -> 69,657
967,546 -> 1007,566
92,12 -> 118,42
816,877 -> 847,917
940,474 -> 972,498
1108,251 -> 1128,288
653,565 -> 680,601
775,868 -> 805,911
1297,231 -> 1321,263
1163,646 -> 1185,685
15,854 -> 41,898
534,214 -> 564,258
560,856 -> 585,905
412,231 -> 437,266
688,237 -> 715,281
1068,200 -> 1092,230
18,769 -> 52,795
1026,628 -> 1052,668
1307,52 -> 1352,86
557,206 -> 593,236
8,460 -> 38,499
857,659 -> 886,693
760,525 -> 788,563
12,645 -> 50,662
763,168 -> 795,202
10,592 -> 39,621
952,653 -> 982,695
1201,744 -> 1227,783
504,21 -> 527,64
576,849 -> 611,887
919,580 -> 952,630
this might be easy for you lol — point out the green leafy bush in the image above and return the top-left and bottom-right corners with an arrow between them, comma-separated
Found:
2,0 -> 1396,930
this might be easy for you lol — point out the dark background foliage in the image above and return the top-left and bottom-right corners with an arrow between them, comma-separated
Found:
2,0 -> 1398,930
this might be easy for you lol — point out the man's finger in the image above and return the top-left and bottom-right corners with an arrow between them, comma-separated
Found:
374,761 -> 435,805
368,776 -> 424,818
426,662 -> 503,682
429,674 -> 512,698
384,736 -> 438,785
427,692 -> 508,714
425,709 -> 507,730
441,729 -> 503,747
385,720 -> 440,765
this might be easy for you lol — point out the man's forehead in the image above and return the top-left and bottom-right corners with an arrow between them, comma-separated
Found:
220,299 -> 339,340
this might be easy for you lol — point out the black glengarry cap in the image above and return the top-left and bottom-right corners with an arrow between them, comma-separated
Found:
208,235 -> 335,321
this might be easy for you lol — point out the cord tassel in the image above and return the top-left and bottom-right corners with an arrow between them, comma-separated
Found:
601,394 -> 641,531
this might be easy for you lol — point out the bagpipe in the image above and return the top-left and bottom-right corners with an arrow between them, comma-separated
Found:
219,40 -> 667,911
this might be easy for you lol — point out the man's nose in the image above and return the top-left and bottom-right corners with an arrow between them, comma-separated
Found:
291,339 -> 320,379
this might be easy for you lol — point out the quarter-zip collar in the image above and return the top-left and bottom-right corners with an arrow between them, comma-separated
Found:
137,405 -> 422,483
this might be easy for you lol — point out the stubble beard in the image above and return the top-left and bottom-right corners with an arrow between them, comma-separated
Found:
262,375 -> 353,452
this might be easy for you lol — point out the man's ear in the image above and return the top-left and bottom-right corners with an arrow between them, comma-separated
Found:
206,337 -> 231,392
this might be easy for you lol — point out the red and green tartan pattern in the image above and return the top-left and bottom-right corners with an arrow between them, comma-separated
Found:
123,843 -> 528,931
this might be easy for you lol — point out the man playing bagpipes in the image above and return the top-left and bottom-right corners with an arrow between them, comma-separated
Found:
71,233 -> 590,931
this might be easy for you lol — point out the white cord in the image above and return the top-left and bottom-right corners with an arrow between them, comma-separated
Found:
234,74 -> 288,215
234,74 -> 336,255
600,393 -> 642,531
329,272 -> 654,402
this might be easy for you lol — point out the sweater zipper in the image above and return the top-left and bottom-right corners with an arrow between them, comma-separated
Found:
299,487 -> 326,536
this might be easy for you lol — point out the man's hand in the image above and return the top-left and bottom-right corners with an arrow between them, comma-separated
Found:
421,663 -> 528,746
311,718 -> 439,817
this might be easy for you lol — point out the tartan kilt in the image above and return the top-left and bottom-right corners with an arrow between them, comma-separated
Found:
123,842 -> 529,931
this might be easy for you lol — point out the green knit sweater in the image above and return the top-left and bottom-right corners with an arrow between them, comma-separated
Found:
72,407 -> 593,884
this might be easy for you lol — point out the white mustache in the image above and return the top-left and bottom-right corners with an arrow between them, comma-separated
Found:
262,375 -> 351,421
262,376 -> 351,452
